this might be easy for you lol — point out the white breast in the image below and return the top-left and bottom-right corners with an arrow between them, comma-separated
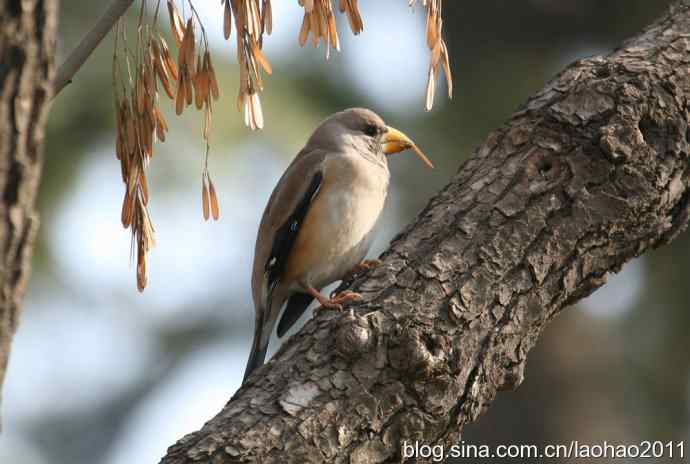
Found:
303,154 -> 389,289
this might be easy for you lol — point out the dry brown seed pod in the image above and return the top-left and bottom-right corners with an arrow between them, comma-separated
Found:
152,42 -> 174,99
194,81 -> 204,109
176,72 -> 186,115
184,18 -> 196,76
224,0 -> 232,39
155,118 -> 166,142
425,66 -> 435,111
206,52 -> 220,100
441,40 -> 452,98
426,6 -> 439,49
154,107 -> 167,142
136,244 -> 147,292
158,67 -> 175,100
155,106 -> 168,132
299,13 -> 310,46
244,91 -> 263,130
246,0 -> 261,38
139,169 -> 149,205
245,49 -> 263,91
185,70 -> 193,105
167,0 -> 186,48
250,36 -> 272,74
431,37 -> 442,66
194,55 -> 205,109
208,177 -> 220,220
263,0 -> 272,35
202,176 -> 210,220
327,10 -> 339,51
309,8 -> 319,47
177,34 -> 187,68
230,0 -> 242,32
340,0 -> 363,34
236,91 -> 244,114
159,37 -> 178,80
121,190 -> 134,228
200,60 -> 210,103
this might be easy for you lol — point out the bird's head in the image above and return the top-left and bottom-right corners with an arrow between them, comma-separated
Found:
306,108 -> 433,169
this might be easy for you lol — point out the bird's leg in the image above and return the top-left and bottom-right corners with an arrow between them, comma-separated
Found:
343,259 -> 383,281
305,286 -> 343,310
358,259 -> 383,271
305,286 -> 362,311
330,290 -> 363,305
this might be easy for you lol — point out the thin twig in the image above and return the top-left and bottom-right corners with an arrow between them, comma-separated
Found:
53,0 -> 136,97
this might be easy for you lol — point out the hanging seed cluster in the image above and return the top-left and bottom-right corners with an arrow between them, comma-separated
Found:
297,0 -> 363,59
113,0 -> 221,291
166,1 -> 220,131
411,0 -> 453,111
222,0 -> 273,130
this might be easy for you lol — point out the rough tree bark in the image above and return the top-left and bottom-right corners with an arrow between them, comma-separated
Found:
0,0 -> 57,414
161,1 -> 690,463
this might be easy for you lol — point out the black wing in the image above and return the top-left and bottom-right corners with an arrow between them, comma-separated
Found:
265,170 -> 323,299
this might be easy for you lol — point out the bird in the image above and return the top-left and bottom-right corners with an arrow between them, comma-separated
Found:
243,108 -> 433,383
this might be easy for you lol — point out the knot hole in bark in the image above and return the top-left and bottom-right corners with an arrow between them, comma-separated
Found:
637,111 -> 688,159
390,327 -> 448,377
525,148 -> 565,194
638,115 -> 666,155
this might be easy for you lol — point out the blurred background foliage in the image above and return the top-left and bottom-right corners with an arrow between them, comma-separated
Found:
1,1 -> 687,463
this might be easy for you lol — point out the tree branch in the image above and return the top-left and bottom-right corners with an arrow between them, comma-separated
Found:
53,0 -> 134,96
161,1 -> 690,462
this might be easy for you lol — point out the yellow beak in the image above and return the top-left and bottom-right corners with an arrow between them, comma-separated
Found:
381,126 -> 433,169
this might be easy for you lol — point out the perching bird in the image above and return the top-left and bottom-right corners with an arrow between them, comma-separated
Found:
244,108 -> 432,383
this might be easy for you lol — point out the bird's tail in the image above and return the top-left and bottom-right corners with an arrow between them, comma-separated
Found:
243,307 -> 268,384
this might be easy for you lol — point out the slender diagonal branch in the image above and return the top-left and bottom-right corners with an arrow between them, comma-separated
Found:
53,0 -> 134,96
161,1 -> 690,463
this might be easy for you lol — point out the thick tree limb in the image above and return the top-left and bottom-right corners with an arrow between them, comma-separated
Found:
53,0 -> 134,96
162,2 -> 690,463
0,0 -> 58,419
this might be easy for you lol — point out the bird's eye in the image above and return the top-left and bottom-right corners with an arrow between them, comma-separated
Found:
364,124 -> 378,137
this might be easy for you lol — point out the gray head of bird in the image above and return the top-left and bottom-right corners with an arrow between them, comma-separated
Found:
304,108 -> 434,169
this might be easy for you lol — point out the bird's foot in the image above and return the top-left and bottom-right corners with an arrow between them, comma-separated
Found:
344,259 -> 383,280
307,286 -> 356,311
330,290 -> 363,306
313,290 -> 362,312
316,297 -> 343,311
360,259 -> 382,270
